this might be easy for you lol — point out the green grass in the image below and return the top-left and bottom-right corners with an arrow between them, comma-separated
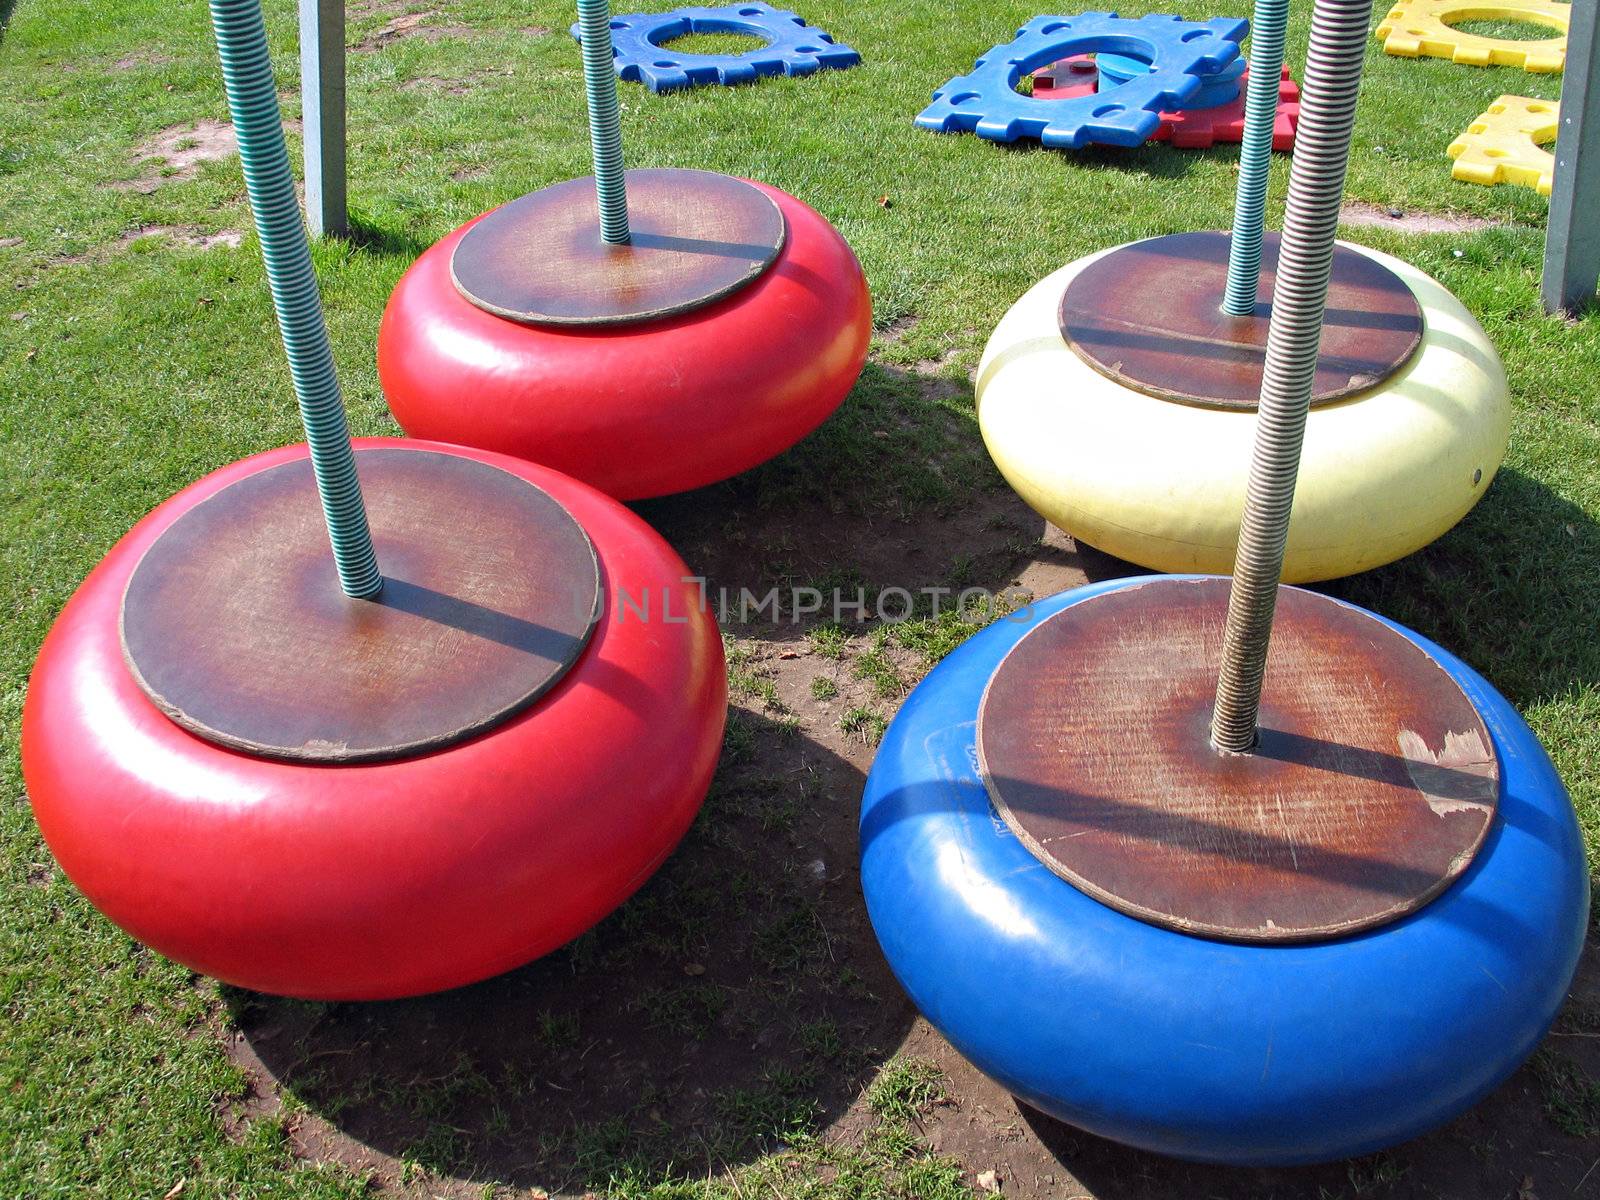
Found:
2,0 -> 1599,1196
806,622 -> 850,660
1532,1049 -> 1600,1139
839,705 -> 887,745
866,1057 -> 947,1123
658,31 -> 770,56
1446,19 -> 1563,42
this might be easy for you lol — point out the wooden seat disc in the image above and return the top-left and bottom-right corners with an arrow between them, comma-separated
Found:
976,577 -> 1499,942
120,448 -> 600,763
450,168 -> 786,326
1058,231 -> 1424,409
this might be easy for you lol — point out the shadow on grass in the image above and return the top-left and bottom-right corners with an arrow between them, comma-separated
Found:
224,709 -> 915,1193
629,361 -> 1137,652
344,211 -> 433,260
0,0 -> 17,47
991,134 -> 1206,181
1012,970 -> 1600,1200
1328,466 -> 1600,708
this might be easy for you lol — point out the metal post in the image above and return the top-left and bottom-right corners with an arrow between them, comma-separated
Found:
299,0 -> 347,239
1221,0 -> 1291,316
1542,0 -> 1600,314
211,0 -> 381,598
1211,0 -> 1370,752
576,0 -> 630,243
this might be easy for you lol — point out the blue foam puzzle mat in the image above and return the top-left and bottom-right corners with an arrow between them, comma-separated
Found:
916,12 -> 1247,148
573,2 -> 860,92
1096,48 -> 1245,109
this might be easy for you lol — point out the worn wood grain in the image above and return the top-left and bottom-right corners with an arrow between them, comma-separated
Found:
977,577 -> 1498,942
451,168 -> 785,327
1058,231 -> 1424,409
120,448 -> 600,763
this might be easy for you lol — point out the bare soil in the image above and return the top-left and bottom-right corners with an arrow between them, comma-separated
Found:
1340,202 -> 1505,235
400,68 -> 515,96
119,225 -> 243,250
353,9 -> 475,53
111,117 -> 296,193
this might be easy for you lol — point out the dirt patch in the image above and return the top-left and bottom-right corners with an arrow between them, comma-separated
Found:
353,10 -> 475,52
25,863 -> 55,888
874,314 -> 920,345
120,225 -> 244,250
46,225 -> 243,269
130,118 -> 237,177
110,117 -> 300,192
0,237 -> 22,249
913,347 -> 968,376
1341,202 -> 1501,234
111,52 -> 174,69
400,67 -> 513,96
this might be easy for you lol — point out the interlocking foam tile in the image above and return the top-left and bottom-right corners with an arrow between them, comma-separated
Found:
1448,94 -> 1558,194
1033,55 -> 1299,150
915,12 -> 1246,149
1095,48 -> 1245,108
1376,0 -> 1569,72
575,2 -> 859,92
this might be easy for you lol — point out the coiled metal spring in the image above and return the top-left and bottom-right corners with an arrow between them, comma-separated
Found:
1212,0 -> 1373,752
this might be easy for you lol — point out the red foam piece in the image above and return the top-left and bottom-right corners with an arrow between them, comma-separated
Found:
23,438 -> 727,1000
1033,56 -> 1300,151
379,182 -> 872,501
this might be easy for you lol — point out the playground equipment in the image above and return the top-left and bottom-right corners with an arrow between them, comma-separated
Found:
916,12 -> 1247,148
584,2 -> 859,92
1376,0 -> 1569,71
1032,55 -> 1300,150
378,0 -> 870,501
1096,46 -> 1247,107
976,0 -> 1509,581
1451,94 -> 1559,193
22,0 -> 725,1000
860,0 -> 1589,1163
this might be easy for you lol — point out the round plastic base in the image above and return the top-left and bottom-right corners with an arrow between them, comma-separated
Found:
380,179 -> 872,501
977,240 -> 1510,582
23,438 -> 727,1000
859,577 -> 1589,1166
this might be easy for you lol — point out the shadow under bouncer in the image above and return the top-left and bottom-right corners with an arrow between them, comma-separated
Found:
223,708 -> 915,1194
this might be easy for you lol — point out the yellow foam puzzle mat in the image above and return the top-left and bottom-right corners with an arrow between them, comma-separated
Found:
1376,0 -> 1569,71
1449,94 -> 1559,194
